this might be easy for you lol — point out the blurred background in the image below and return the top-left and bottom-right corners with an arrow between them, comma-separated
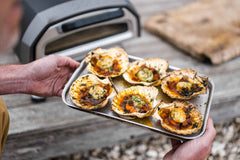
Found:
1,0 -> 240,159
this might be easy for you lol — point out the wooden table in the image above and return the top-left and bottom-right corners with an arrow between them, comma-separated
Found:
1,0 -> 240,159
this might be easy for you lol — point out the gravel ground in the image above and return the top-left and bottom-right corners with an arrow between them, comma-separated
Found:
51,117 -> 240,160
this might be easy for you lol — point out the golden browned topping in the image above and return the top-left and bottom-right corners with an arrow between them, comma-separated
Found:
167,76 -> 203,97
129,65 -> 160,83
159,105 -> 199,130
72,83 -> 111,106
123,58 -> 168,86
119,94 -> 152,114
161,69 -> 207,99
90,55 -> 121,76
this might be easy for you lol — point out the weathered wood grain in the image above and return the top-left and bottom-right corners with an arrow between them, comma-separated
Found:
7,100 -> 94,134
131,0 -> 196,25
1,94 -> 60,109
211,98 -> 240,123
3,117 -> 155,160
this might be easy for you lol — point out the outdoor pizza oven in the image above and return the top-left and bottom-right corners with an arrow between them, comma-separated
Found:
15,0 -> 140,63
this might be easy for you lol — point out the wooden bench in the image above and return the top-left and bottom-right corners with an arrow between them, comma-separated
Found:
1,0 -> 240,159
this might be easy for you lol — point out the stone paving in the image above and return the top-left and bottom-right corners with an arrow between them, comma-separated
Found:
51,116 -> 240,160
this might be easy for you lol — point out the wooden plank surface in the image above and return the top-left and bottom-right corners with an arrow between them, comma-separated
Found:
3,114 -> 154,160
1,0 -> 240,159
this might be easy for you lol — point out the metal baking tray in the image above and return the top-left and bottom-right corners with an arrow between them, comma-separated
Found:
62,55 -> 214,140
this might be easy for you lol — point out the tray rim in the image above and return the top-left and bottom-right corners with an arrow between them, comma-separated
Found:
62,54 -> 214,140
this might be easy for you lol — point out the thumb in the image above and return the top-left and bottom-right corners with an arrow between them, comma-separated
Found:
163,149 -> 175,160
171,139 -> 182,150
56,88 -> 63,97
59,56 -> 80,69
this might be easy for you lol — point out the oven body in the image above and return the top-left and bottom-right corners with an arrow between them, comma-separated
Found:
15,0 -> 140,63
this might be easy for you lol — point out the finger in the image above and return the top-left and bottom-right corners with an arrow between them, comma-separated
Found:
67,73 -> 73,80
59,56 -> 80,69
66,57 -> 80,69
200,117 -> 216,141
206,144 -> 212,155
57,72 -> 73,97
206,118 -> 216,138
171,138 -> 182,149
57,89 -> 63,97
163,149 -> 175,160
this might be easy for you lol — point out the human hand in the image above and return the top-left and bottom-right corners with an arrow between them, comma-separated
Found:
25,55 -> 80,97
163,118 -> 216,160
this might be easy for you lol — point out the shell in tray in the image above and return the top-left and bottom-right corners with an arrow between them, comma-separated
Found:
84,47 -> 129,78
62,54 -> 214,140
69,74 -> 116,110
111,86 -> 159,119
161,68 -> 208,100
122,58 -> 168,86
153,100 -> 203,135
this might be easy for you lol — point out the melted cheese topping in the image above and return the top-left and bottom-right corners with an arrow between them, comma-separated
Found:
129,65 -> 160,83
89,85 -> 107,100
90,56 -> 121,77
167,76 -> 203,97
176,81 -> 192,92
119,94 -> 151,113
137,68 -> 154,82
96,55 -> 113,69
170,108 -> 186,123
131,95 -> 147,107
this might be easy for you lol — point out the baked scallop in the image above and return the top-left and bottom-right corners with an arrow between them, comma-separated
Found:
84,47 -> 129,77
154,101 -> 203,135
161,68 -> 208,99
112,86 -> 159,119
123,58 -> 168,86
70,74 -> 116,110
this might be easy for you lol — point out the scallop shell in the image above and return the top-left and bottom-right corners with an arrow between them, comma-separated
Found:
161,68 -> 208,99
70,74 -> 116,110
123,58 -> 168,86
84,47 -> 129,77
153,100 -> 203,135
112,86 -> 159,119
